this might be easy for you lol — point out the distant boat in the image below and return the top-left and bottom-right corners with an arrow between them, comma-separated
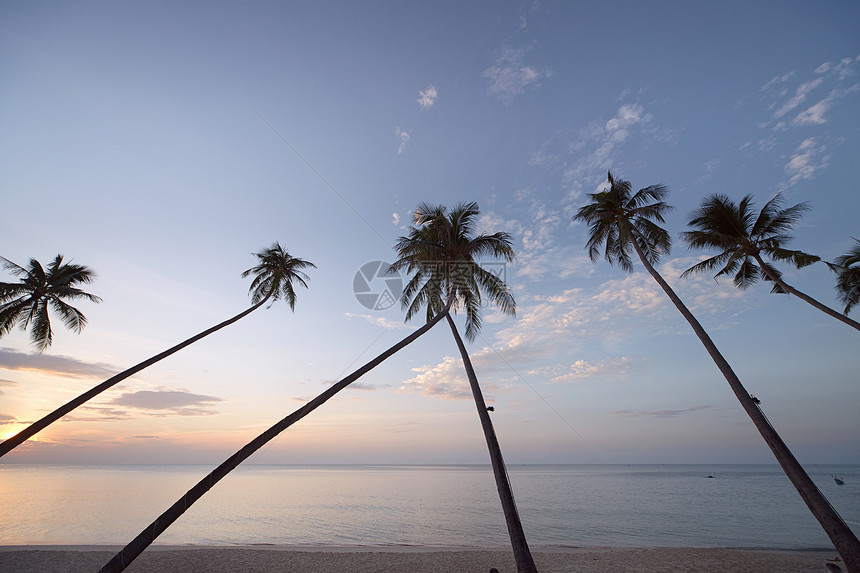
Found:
833,475 -> 845,485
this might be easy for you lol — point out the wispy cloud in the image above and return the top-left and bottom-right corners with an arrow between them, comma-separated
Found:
0,378 -> 18,395
751,56 -> 859,187
344,313 -> 411,330
0,414 -> 16,425
417,85 -> 438,109
550,357 -> 637,383
399,254 -> 746,401
560,102 -> 654,203
392,212 -> 400,226
773,77 -> 823,119
483,45 -> 552,103
611,405 -> 712,418
75,389 -> 227,418
0,348 -> 116,379
395,127 -> 410,154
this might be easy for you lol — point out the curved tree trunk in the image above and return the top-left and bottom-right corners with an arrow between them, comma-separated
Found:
99,305 -> 451,573
446,313 -> 538,573
631,240 -> 860,572
753,253 -> 860,332
0,292 -> 275,458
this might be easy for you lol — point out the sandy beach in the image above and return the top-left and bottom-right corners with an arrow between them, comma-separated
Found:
0,545 -> 842,572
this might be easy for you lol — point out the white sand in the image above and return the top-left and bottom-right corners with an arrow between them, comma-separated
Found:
0,545 -> 843,572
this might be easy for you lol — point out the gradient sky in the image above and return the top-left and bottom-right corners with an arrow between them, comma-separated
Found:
1,1 -> 858,466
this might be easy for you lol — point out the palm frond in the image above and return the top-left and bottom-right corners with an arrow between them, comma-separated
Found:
832,238 -> 860,315
733,257 -> 760,289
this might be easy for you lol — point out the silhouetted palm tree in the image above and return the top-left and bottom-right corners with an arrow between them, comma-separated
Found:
574,171 -> 860,571
0,254 -> 102,352
99,304 -> 451,573
0,242 -> 314,458
680,193 -> 860,331
391,201 -> 536,573
829,238 -> 860,316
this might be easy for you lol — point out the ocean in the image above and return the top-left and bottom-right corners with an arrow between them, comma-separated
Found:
1,464 -> 858,549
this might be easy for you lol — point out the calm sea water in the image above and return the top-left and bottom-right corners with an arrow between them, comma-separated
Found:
1,464 -> 858,549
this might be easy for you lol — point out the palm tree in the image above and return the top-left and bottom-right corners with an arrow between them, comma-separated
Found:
0,242 -> 314,458
0,254 -> 102,352
574,171 -> 860,572
829,238 -> 860,315
100,304 -> 451,573
391,202 -> 537,573
680,193 -> 860,331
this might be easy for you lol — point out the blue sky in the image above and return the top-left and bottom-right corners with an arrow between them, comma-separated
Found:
1,0 -> 858,465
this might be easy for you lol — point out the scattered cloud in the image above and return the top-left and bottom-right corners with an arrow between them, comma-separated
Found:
417,85 -> 438,109
792,95 -> 833,126
392,212 -> 400,226
0,414 -> 16,425
483,45 -> 552,103
784,137 -> 829,187
611,405 -> 712,418
395,127 -> 410,154
398,356 -> 472,401
109,389 -> 223,416
131,435 -> 159,439
0,348 -> 115,379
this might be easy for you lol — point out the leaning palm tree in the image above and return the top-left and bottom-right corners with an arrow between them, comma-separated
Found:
391,201 -> 537,573
574,171 -> 860,572
680,193 -> 860,331
0,254 -> 102,352
0,242 -> 314,458
100,303 -> 452,572
828,238 -> 860,316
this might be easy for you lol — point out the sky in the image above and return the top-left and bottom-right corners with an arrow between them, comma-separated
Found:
1,0 -> 858,466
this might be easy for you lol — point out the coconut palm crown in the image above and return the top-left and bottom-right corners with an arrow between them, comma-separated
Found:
574,171 -> 672,271
0,254 -> 102,352
390,201 -> 515,340
241,242 -> 316,308
830,238 -> 860,315
679,193 -> 819,292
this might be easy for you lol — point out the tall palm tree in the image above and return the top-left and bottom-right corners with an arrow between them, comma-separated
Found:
391,202 -> 537,573
680,193 -> 860,331
0,254 -> 102,352
0,242 -> 314,458
828,238 -> 860,316
100,304 -> 451,573
574,171 -> 860,572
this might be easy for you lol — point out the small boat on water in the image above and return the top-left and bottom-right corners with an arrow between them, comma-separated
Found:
833,475 -> 844,485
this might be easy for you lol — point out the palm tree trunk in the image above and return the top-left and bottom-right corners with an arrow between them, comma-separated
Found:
445,313 -> 538,573
99,305 -> 451,573
0,292 -> 275,458
631,239 -> 860,572
753,253 -> 860,331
